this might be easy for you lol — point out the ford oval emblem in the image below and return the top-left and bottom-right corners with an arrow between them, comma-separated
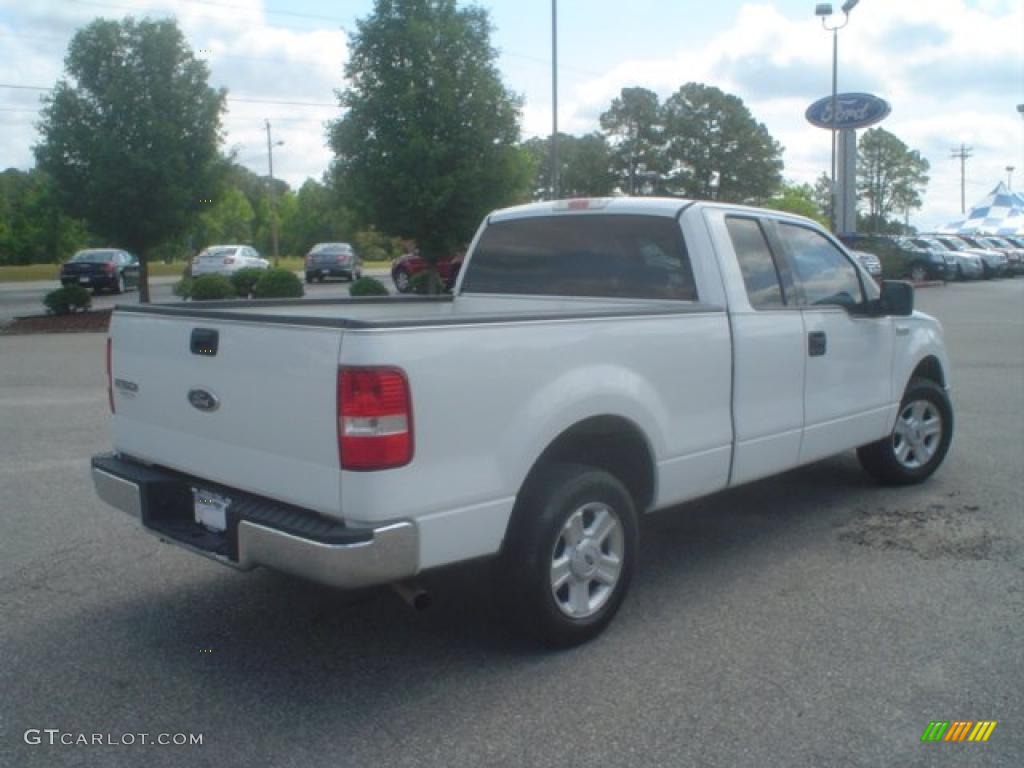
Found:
188,388 -> 220,413
805,92 -> 891,131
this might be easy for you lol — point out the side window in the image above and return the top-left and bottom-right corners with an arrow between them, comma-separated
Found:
726,217 -> 786,308
778,223 -> 864,308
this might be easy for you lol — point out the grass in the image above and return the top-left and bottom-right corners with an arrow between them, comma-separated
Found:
0,257 -> 392,283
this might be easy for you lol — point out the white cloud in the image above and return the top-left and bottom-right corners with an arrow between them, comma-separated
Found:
537,0 -> 1024,230
2,0 -> 1021,231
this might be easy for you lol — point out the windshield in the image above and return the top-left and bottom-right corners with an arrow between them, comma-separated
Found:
311,243 -> 352,254
69,250 -> 118,263
199,247 -> 238,259
936,237 -> 967,252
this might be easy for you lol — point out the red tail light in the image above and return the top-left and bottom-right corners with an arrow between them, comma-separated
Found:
104,262 -> 115,273
337,367 -> 413,470
106,337 -> 115,413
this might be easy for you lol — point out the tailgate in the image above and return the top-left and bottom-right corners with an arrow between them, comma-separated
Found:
108,311 -> 344,517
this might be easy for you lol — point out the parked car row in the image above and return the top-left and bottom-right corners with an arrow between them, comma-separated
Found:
838,232 -> 1023,282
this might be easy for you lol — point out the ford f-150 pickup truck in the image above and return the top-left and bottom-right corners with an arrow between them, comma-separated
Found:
92,198 -> 953,646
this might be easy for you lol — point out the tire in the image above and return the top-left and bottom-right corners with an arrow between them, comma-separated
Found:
909,263 -> 928,283
857,377 -> 953,485
394,268 -> 411,293
497,463 -> 638,648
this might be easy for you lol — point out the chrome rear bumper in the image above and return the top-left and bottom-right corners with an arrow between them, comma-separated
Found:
91,454 -> 419,589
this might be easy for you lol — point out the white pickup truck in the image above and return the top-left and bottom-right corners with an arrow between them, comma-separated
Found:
92,198 -> 953,646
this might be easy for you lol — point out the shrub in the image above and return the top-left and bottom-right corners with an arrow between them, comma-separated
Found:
409,269 -> 444,295
252,268 -> 304,299
190,274 -> 237,301
173,277 -> 193,299
43,285 -> 92,315
349,276 -> 390,296
230,267 -> 266,297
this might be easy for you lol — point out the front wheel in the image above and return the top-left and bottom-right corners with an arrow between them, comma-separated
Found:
857,377 -> 953,485
497,464 -> 638,647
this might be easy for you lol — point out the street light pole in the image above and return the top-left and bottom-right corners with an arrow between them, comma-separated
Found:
265,119 -> 283,265
817,0 -> 857,232
550,0 -> 559,200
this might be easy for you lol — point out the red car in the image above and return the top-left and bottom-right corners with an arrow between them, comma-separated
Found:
391,251 -> 463,293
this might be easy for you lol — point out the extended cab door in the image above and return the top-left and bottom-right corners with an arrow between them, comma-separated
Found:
708,212 -> 806,485
768,221 -> 895,463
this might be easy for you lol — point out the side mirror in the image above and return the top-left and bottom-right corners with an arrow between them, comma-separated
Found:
878,280 -> 914,316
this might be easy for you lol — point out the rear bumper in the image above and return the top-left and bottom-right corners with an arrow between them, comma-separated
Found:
306,266 -> 356,280
91,453 -> 419,589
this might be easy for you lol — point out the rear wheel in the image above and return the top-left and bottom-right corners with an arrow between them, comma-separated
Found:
394,268 -> 411,293
857,377 -> 953,485
497,464 -> 638,647
909,263 -> 928,282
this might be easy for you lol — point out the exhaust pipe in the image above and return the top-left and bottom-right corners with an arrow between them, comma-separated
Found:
391,580 -> 431,611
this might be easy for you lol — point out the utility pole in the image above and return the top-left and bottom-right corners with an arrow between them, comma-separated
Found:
950,143 -> 972,214
265,119 -> 281,264
1007,166 -> 1015,190
550,0 -> 559,200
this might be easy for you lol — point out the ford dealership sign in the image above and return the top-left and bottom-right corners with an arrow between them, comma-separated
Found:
805,93 -> 891,130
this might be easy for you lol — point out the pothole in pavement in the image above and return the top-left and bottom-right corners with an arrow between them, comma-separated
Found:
837,498 -> 1017,563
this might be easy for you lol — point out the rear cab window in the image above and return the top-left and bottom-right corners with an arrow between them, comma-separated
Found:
461,214 -> 697,300
725,216 -> 788,308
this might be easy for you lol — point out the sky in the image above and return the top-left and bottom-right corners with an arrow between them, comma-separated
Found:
1,0 -> 1022,231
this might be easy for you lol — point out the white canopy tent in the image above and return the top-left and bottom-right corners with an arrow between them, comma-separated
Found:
940,182 -> 1024,235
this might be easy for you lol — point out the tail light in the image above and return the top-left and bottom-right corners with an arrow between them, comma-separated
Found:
106,337 -> 115,413
104,262 -> 115,273
337,367 -> 413,470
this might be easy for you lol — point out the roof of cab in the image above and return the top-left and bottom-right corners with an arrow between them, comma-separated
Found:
488,197 -> 696,222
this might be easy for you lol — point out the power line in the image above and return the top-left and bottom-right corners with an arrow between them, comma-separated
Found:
0,84 -> 336,109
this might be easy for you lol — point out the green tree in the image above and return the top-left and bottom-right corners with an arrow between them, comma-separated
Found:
329,0 -> 531,272
34,17 -> 226,301
812,172 -> 833,224
0,169 -> 93,265
661,83 -> 783,204
280,178 -> 356,255
599,87 -> 666,195
524,132 -> 616,200
196,186 -> 255,246
857,127 -> 930,233
767,181 -> 828,226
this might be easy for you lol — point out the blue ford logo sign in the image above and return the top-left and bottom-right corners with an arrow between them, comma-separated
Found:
188,388 -> 220,413
805,93 -> 891,130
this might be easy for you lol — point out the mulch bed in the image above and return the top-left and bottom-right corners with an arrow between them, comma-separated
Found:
1,310 -> 111,335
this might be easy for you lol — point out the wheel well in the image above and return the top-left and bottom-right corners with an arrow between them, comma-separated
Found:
521,416 -> 656,513
911,356 -> 945,388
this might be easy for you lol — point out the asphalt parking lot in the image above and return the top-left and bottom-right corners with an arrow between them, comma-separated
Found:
1,280 -> 1022,767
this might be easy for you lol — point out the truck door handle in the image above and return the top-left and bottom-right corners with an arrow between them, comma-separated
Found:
808,331 -> 827,357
